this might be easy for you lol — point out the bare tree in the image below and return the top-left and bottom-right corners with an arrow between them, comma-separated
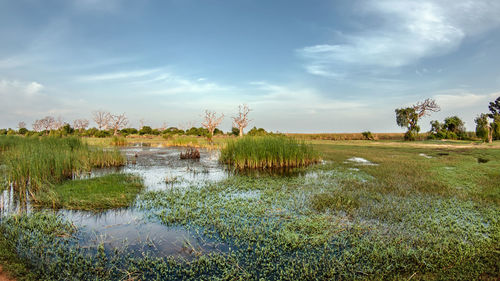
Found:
92,110 -> 111,130
413,98 -> 441,118
32,120 -> 43,132
160,121 -> 168,131
139,118 -> 146,129
52,116 -> 64,130
38,116 -> 56,134
18,121 -> 26,130
201,110 -> 224,141
232,104 -> 251,137
108,113 -> 128,135
73,119 -> 89,133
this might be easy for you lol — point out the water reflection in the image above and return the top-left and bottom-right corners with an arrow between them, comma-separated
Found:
0,146 -> 228,258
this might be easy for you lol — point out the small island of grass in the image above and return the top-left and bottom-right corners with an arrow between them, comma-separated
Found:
36,173 -> 144,211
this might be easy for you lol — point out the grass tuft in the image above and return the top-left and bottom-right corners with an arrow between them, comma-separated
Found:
220,136 -> 320,169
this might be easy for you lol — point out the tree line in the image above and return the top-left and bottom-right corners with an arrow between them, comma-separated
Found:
0,104 -> 258,139
395,96 -> 500,142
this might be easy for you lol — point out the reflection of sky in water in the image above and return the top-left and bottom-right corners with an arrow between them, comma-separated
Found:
0,146 -> 228,258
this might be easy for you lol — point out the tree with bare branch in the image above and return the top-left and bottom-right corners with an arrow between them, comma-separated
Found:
395,98 -> 440,141
92,110 -> 111,130
37,116 -> 56,134
201,110 -> 224,141
232,104 -> 251,137
18,121 -> 26,129
32,120 -> 43,132
73,119 -> 90,133
108,113 -> 128,135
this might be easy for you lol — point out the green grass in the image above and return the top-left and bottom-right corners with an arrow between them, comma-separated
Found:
220,135 -> 321,169
35,173 -> 144,210
0,136 -> 126,195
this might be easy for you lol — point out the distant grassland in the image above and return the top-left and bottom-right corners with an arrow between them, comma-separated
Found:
288,132 -> 408,140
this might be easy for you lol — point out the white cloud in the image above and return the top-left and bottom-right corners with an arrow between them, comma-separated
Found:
433,92 -> 499,109
78,69 -> 163,81
298,0 -> 500,77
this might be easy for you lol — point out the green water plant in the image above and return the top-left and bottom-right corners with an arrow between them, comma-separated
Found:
219,135 -> 320,169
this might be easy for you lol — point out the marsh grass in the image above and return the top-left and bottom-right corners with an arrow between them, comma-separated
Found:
35,173 -> 144,210
220,136 -> 320,169
0,136 -> 126,195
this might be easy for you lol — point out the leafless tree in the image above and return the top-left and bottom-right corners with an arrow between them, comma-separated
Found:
92,110 -> 111,130
52,116 -> 64,130
202,110 -> 224,140
160,121 -> 168,131
232,104 -> 251,137
139,118 -> 146,129
18,121 -> 26,129
32,120 -> 43,132
108,113 -> 129,135
413,98 -> 440,118
34,116 -> 56,134
73,119 -> 89,133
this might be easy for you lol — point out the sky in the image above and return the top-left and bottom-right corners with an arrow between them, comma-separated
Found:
1,0 -> 499,133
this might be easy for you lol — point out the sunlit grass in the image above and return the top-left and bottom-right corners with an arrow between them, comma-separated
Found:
0,136 -> 125,195
220,135 -> 321,169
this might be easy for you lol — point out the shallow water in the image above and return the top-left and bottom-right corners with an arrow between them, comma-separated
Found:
0,146 -> 228,258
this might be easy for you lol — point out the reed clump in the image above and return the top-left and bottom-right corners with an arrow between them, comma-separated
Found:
1,136 -> 126,194
219,135 -> 320,169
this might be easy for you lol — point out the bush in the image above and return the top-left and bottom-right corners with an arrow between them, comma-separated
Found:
247,127 -> 267,136
361,131 -> 374,140
139,126 -> 153,135
94,130 -> 110,138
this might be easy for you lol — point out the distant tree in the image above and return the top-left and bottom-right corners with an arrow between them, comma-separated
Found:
443,116 -> 466,138
61,123 -> 74,135
37,116 -> 56,134
18,121 -> 26,130
232,104 -> 251,137
73,119 -> 89,133
488,96 -> 500,118
32,119 -> 43,132
395,98 -> 440,141
139,126 -> 153,135
231,127 -> 240,136
247,126 -> 268,136
108,113 -> 128,136
201,110 -> 224,141
361,131 -> 374,140
475,114 -> 490,142
92,110 -> 111,130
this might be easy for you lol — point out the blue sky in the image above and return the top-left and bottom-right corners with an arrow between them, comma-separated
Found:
1,0 -> 499,133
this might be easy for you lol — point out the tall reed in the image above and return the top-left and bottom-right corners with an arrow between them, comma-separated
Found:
0,136 -> 125,194
219,135 -> 320,169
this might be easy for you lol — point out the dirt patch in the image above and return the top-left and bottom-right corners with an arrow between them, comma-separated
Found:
0,266 -> 15,281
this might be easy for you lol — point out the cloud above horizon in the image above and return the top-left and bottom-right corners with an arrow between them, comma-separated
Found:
298,0 -> 500,77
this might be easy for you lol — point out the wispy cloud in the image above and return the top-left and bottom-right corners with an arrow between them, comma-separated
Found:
78,69 -> 163,81
297,0 -> 500,78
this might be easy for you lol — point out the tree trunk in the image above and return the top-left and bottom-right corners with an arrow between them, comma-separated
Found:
488,124 -> 493,143
239,126 -> 243,137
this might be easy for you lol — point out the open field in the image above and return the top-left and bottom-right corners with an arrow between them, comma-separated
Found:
0,136 -> 498,280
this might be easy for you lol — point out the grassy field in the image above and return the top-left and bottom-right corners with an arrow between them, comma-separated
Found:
0,138 -> 498,280
35,173 -> 144,210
